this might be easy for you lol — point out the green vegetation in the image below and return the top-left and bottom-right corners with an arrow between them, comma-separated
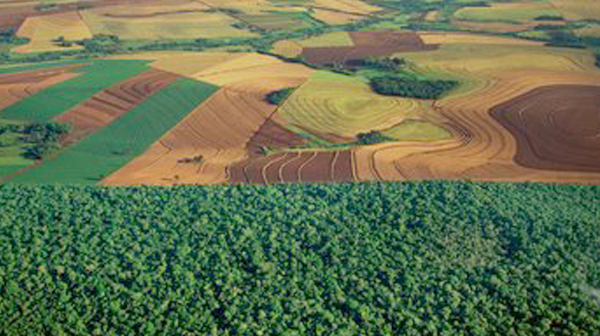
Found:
0,122 -> 70,178
361,57 -> 407,71
534,15 -> 565,21
1,182 -> 599,334
370,77 -> 458,99
355,130 -> 393,145
1,60 -> 149,122
12,78 -> 218,183
265,87 -> 295,105
0,122 -> 70,160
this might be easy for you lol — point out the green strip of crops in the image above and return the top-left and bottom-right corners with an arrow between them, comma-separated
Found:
0,60 -> 150,122
0,182 -> 599,334
0,59 -> 85,75
11,78 -> 219,184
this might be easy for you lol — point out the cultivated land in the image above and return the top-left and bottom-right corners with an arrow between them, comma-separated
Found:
0,0 -> 598,186
2,0 -> 600,334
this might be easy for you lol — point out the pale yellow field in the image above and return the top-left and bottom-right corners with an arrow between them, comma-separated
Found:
200,0 -> 300,14
313,0 -> 381,15
397,44 -> 594,75
550,0 -> 600,20
192,53 -> 315,86
81,9 -> 255,39
276,71 -> 435,137
298,31 -> 354,47
419,32 -> 544,46
89,0 -> 209,16
271,40 -> 303,58
310,8 -> 365,24
454,3 -> 560,22
13,11 -> 92,53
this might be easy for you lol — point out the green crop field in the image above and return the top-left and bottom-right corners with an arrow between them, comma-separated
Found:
11,78 -> 218,183
1,182 -> 599,335
1,60 -> 150,122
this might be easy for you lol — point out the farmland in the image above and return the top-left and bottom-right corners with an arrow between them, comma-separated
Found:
0,0 -> 598,185
1,0 -> 600,334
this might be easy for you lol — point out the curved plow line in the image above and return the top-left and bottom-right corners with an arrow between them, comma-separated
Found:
297,151 -> 319,182
278,151 -> 302,182
350,150 -> 359,182
261,153 -> 288,184
330,150 -> 340,181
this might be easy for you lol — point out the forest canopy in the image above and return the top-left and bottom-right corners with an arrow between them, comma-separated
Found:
0,182 -> 599,335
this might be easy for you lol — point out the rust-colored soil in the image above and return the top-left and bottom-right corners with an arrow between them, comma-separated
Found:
230,150 -> 355,184
491,85 -> 600,172
0,65 -> 82,111
247,120 -> 305,154
301,31 -> 438,66
55,69 -> 179,144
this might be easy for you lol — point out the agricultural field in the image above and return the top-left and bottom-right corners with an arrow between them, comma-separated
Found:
0,0 -> 598,185
2,0 -> 600,334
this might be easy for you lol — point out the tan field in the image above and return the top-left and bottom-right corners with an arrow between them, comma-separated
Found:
550,0 -> 600,21
13,11 -> 93,53
313,0 -> 381,15
310,8 -> 365,24
81,8 -> 255,39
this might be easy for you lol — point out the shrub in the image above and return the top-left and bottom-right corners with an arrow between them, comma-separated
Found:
355,130 -> 393,145
370,77 -> 458,99
265,87 -> 295,105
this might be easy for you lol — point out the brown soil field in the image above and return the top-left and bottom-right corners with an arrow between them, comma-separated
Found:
491,85 -> 600,173
0,65 -> 82,111
230,150 -> 355,184
246,120 -> 305,154
352,68 -> 600,183
101,77 -> 309,185
55,69 -> 179,144
301,31 -> 438,66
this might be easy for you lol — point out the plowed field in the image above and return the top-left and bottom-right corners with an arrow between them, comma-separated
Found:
55,69 -> 180,144
0,65 -> 82,111
101,78 -> 309,185
301,31 -> 438,66
492,85 -> 600,173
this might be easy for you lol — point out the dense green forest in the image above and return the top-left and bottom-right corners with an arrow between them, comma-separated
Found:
370,77 -> 458,99
1,182 -> 599,335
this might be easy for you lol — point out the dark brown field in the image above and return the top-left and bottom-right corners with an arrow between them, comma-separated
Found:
229,150 -> 355,184
492,85 -> 600,172
300,31 -> 438,67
